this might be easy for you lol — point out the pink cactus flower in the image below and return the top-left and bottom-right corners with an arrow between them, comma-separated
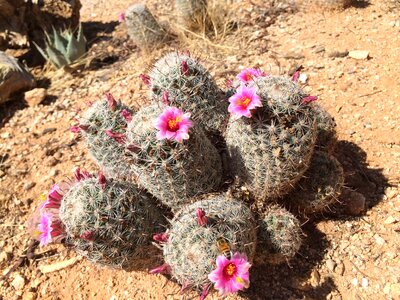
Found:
196,208 -> 208,227
70,125 -> 81,133
105,129 -> 126,144
162,91 -> 170,105
292,71 -> 300,82
208,252 -> 251,296
121,109 -> 132,122
80,230 -> 96,241
36,213 -> 65,246
118,12 -> 125,22
153,232 -> 169,243
149,263 -> 171,274
140,74 -> 151,85
41,184 -> 63,210
105,93 -> 117,111
154,107 -> 193,143
228,86 -> 262,119
302,95 -> 318,104
236,68 -> 265,83
181,61 -> 189,75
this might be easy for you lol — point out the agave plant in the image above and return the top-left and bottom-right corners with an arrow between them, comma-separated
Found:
34,24 -> 86,69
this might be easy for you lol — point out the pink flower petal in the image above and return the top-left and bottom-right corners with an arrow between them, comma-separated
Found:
154,107 -> 193,143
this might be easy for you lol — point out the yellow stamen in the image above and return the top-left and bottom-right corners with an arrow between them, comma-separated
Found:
245,73 -> 252,81
236,276 -> 249,288
237,97 -> 252,108
39,194 -> 47,201
225,263 -> 237,276
167,116 -> 181,131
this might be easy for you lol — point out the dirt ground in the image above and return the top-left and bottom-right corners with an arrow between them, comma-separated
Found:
0,0 -> 399,299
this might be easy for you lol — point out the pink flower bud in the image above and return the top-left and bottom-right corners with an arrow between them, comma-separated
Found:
181,61 -> 189,75
74,168 -> 84,181
292,71 -> 300,82
118,12 -> 125,22
302,95 -> 318,104
80,230 -> 96,241
200,284 -> 211,300
121,109 -> 132,122
153,232 -> 169,243
98,172 -> 106,190
105,93 -> 117,111
70,126 -> 81,133
87,101 -> 93,107
127,143 -> 141,153
196,208 -> 208,227
149,263 -> 171,274
105,129 -> 126,144
140,74 -> 151,85
162,91 -> 170,105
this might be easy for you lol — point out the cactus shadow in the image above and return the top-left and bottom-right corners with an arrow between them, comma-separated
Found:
350,0 -> 371,9
0,95 -> 28,129
82,21 -> 119,47
329,140 -> 389,218
241,222 -> 334,299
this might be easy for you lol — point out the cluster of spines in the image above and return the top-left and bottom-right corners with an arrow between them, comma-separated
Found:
125,104 -> 222,211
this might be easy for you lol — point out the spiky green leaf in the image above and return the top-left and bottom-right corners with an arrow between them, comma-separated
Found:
33,42 -> 49,61
46,43 -> 69,68
52,26 -> 68,55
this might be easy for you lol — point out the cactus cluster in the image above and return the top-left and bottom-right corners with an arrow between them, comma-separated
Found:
35,24 -> 86,69
124,4 -> 170,49
125,104 -> 222,210
162,195 -> 257,289
225,75 -> 317,204
28,52 -> 347,299
60,176 -> 166,270
148,52 -> 228,133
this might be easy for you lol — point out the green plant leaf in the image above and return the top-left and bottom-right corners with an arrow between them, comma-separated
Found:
46,43 -> 68,68
52,26 -> 68,55
33,42 -> 49,61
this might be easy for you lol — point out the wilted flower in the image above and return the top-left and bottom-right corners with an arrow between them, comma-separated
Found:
236,68 -> 265,83
74,168 -> 91,182
41,184 -> 63,210
105,93 -> 117,111
149,263 -> 171,274
121,109 -> 132,122
228,86 -> 262,119
105,129 -> 126,144
154,107 -> 193,143
98,172 -> 106,190
208,252 -> 251,296
302,95 -> 318,104
196,208 -> 208,227
80,230 -> 96,241
153,232 -> 169,243
162,91 -> 170,105
140,74 -> 151,85
118,12 -> 125,22
181,61 -> 189,75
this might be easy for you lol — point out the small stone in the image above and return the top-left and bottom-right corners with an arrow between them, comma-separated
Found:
24,88 -> 47,107
1,132 -> 11,139
384,216 -> 397,224
391,283 -> 400,295
328,50 -> 348,58
335,262 -> 345,276
310,269 -> 320,287
351,278 -> 359,286
374,234 -> 385,245
361,278 -> 368,288
326,259 -> 336,272
46,157 -> 59,167
349,50 -> 369,60
11,274 -> 25,290
25,292 -> 37,300
299,73 -> 308,84
383,283 -> 391,294
23,182 -> 36,191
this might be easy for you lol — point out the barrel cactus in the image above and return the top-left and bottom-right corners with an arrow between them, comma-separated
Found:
225,74 -> 317,205
124,3 -> 170,48
74,94 -> 134,179
28,173 -> 166,270
175,0 -> 209,30
311,104 -> 337,153
286,151 -> 344,215
147,51 -> 228,133
160,195 -> 257,294
256,205 -> 302,265
125,104 -> 222,211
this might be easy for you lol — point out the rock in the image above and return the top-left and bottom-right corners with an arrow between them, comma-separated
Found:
326,259 -> 336,272
335,262 -> 345,276
23,182 -> 36,191
343,191 -> 365,216
24,292 -> 37,300
299,73 -> 308,84
392,283 -> 400,296
374,234 -> 385,245
24,88 -> 47,106
361,278 -> 368,288
348,50 -> 369,60
351,278 -> 359,287
11,274 -> 25,290
0,51 -> 35,104
328,50 -> 348,58
46,157 -> 59,167
384,216 -> 397,225
310,269 -> 320,287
